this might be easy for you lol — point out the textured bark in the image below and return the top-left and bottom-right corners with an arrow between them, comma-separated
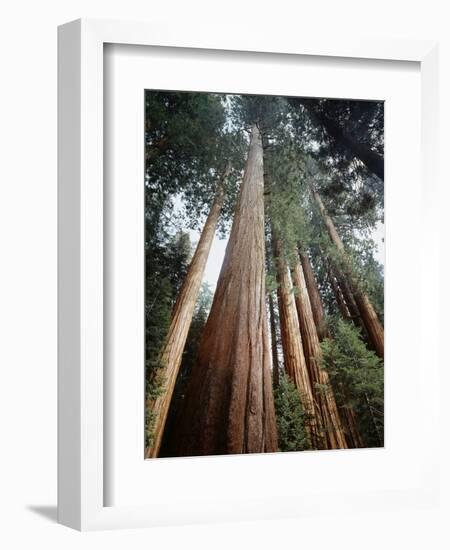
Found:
299,252 -> 328,340
328,266 -> 352,320
145,169 -> 228,458
337,273 -> 361,322
268,292 -> 280,388
339,385 -> 365,448
332,266 -> 369,339
291,253 -> 347,449
173,124 -> 278,456
302,254 -> 364,448
352,292 -> 384,359
326,258 -> 360,326
273,237 -> 322,449
325,267 -> 370,447
311,187 -> 384,359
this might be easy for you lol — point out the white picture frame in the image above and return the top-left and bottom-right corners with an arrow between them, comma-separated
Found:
58,18 -> 439,531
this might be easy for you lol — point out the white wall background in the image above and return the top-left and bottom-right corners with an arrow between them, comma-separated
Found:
0,1 -> 448,548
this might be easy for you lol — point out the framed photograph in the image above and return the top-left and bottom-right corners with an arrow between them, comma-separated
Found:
58,18 -> 439,530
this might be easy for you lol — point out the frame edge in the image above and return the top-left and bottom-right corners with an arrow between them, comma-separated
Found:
57,18 -> 82,531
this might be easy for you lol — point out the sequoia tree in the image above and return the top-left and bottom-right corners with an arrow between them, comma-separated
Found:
273,236 -> 322,449
296,252 -> 364,448
145,167 -> 230,457
172,124 -> 278,456
291,252 -> 347,449
321,319 -> 384,447
299,252 -> 328,341
310,185 -> 384,359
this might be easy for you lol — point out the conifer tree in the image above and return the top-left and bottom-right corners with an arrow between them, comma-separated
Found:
274,373 -> 311,452
273,235 -> 323,449
291,252 -> 347,449
309,181 -> 384,359
173,124 -> 278,456
321,319 -> 384,447
145,168 -> 230,458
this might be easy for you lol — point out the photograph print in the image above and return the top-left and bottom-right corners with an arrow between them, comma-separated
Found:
144,92 -> 384,458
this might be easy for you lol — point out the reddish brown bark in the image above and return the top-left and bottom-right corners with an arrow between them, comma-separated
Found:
330,263 -> 369,339
145,169 -> 228,458
338,386 -> 365,448
291,253 -> 347,449
173,124 -> 278,456
311,187 -> 384,359
299,252 -> 328,340
337,274 -> 361,322
273,237 -> 323,449
302,252 -> 364,448
328,266 -> 352,320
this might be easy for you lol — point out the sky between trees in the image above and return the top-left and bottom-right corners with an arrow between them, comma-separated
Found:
144,91 -> 384,457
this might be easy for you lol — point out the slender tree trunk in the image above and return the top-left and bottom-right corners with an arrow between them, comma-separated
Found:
328,265 -> 351,320
326,263 -> 374,447
331,265 -> 371,343
339,385 -> 365,448
268,292 -> 280,388
301,252 -> 364,448
337,273 -> 361,322
172,124 -> 278,456
326,258 -> 362,330
273,237 -> 323,449
299,252 -> 328,340
145,167 -> 229,458
365,394 -> 383,447
311,187 -> 384,359
291,253 -> 347,449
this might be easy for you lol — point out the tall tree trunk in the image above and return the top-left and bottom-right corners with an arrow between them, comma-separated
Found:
301,253 -> 364,448
328,265 -> 352,320
326,257 -> 362,330
145,167 -> 229,458
273,237 -> 323,449
299,252 -> 328,340
268,292 -> 280,388
339,385 -> 365,448
291,253 -> 347,449
172,124 -> 278,456
330,262 -> 371,342
326,263 -> 373,447
311,187 -> 384,359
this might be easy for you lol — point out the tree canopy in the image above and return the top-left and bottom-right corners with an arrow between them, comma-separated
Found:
144,90 -> 384,456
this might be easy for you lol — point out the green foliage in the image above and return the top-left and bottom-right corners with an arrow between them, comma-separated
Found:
143,90 -> 385,454
300,178 -> 384,322
342,235 -> 384,322
145,231 -> 193,448
145,91 -> 245,237
274,374 -> 311,452
289,97 -> 384,203
321,318 -> 384,447
228,94 -> 290,137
